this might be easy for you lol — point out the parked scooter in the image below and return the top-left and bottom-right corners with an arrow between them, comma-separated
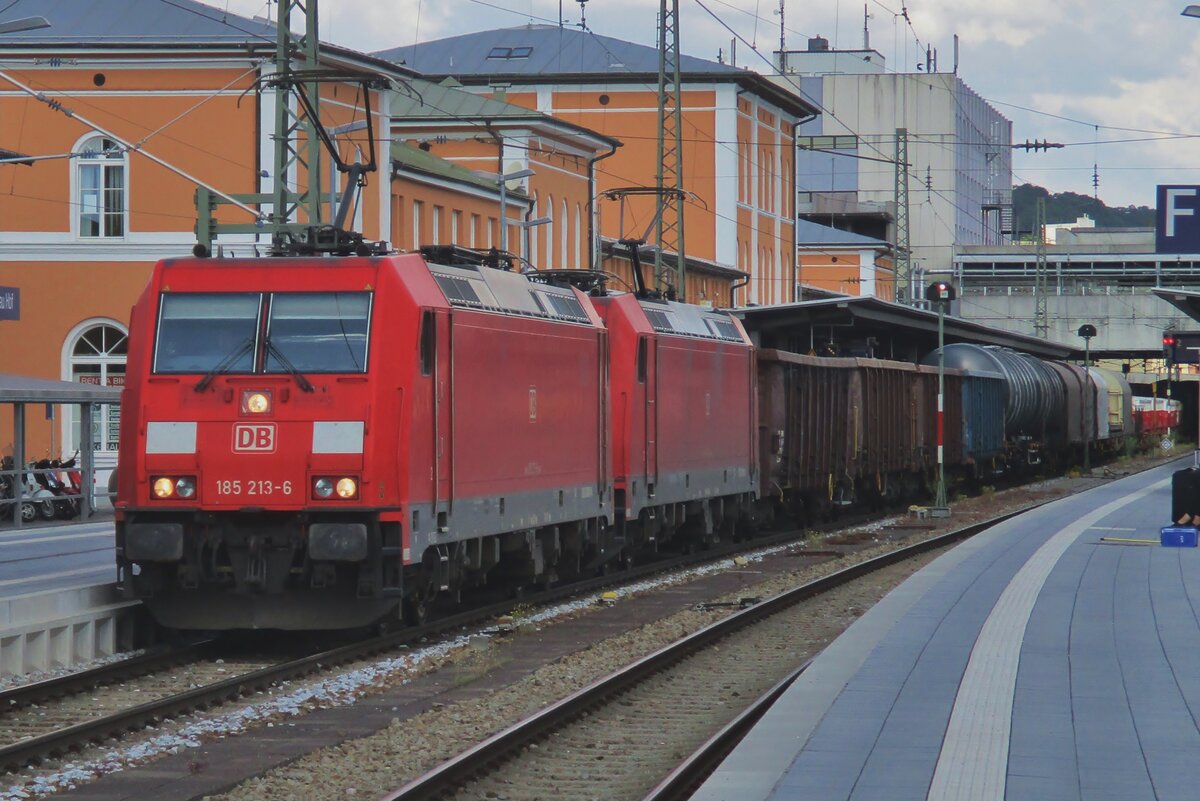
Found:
0,455 -> 53,523
34,456 -> 81,519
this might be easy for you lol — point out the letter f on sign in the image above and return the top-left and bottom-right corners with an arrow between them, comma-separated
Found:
1167,188 -> 1197,237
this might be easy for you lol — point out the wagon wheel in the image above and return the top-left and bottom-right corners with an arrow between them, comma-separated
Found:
401,595 -> 429,627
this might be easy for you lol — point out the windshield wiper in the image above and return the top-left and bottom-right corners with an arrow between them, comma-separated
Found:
193,337 -> 254,393
264,337 -> 315,393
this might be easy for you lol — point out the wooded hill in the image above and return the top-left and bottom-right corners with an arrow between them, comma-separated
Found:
1012,183 -> 1154,236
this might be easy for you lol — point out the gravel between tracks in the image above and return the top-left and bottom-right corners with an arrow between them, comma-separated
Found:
0,453 -> 1180,800
205,457 -> 1178,801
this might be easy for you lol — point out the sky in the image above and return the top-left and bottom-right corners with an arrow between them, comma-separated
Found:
217,0 -> 1200,211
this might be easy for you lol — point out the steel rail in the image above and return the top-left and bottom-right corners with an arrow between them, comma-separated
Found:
379,507 -> 1030,801
0,641 -> 220,713
639,662 -> 811,801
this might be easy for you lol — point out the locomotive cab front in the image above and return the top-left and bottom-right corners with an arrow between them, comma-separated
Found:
117,257 -> 404,630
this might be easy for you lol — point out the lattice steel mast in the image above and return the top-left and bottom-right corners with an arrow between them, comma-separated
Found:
655,0 -> 686,300
1034,197 -> 1048,338
894,128 -> 911,303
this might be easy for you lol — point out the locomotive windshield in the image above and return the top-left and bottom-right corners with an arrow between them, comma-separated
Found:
154,293 -> 260,373
264,293 -> 371,373
153,291 -> 371,375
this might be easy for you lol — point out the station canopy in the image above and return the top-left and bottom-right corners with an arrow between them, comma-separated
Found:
0,374 -> 121,404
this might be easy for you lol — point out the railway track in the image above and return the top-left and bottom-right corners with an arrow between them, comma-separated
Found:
0,486 -> 1057,782
378,510 -> 1023,801
0,519 -> 871,774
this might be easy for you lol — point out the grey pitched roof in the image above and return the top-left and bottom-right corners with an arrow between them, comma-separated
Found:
796,219 -> 890,249
375,25 -> 818,120
0,0 -> 275,45
0,0 -> 413,77
377,24 -> 741,79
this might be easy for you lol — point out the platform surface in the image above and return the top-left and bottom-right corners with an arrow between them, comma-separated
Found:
0,519 -> 114,599
694,461 -> 1198,801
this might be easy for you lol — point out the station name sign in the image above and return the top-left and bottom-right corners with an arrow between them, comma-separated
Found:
1157,185 -> 1200,253
0,286 -> 17,321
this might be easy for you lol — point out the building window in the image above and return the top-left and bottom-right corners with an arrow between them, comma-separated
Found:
69,322 -> 127,454
413,201 -> 423,249
487,46 -> 533,59
432,205 -> 442,245
574,203 -> 582,268
77,135 -> 126,238
796,135 -> 859,150
561,199 -> 569,268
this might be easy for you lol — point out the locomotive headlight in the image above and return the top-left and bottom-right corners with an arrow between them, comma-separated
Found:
313,477 -> 335,498
152,477 -> 175,498
174,477 -> 196,499
335,477 -> 358,498
241,390 -> 272,414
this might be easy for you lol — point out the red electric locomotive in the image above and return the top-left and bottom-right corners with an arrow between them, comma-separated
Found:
592,291 -> 757,550
117,248 -> 611,629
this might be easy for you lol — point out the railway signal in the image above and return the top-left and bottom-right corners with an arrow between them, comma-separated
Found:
1164,333 -> 1178,365
926,281 -> 955,517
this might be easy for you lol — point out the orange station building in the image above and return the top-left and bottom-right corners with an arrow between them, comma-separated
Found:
0,3 -> 620,472
381,24 -> 820,308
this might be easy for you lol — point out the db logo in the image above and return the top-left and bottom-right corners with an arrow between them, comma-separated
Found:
233,423 -> 276,453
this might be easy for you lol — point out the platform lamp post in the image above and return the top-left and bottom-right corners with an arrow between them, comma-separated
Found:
1078,323 -> 1097,474
927,280 -> 956,517
498,168 -> 535,256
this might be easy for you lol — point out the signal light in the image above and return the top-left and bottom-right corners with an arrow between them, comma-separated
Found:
925,281 -> 957,302
1165,333 -> 1179,365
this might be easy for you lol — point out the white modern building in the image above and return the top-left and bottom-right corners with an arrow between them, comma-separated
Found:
774,38 -> 1013,296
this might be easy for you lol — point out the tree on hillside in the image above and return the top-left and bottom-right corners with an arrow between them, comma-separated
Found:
1011,183 -> 1154,236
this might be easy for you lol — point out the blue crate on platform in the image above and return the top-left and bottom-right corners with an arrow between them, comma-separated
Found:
1161,527 -> 1199,547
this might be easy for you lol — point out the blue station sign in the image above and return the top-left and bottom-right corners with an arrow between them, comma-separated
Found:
1157,185 -> 1200,253
0,286 -> 17,321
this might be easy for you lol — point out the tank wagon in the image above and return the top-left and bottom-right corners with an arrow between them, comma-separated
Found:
923,344 -> 1133,468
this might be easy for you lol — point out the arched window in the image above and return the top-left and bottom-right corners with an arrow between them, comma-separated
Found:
76,135 -> 126,238
66,322 -> 127,455
574,203 -> 582,269
561,198 -> 569,268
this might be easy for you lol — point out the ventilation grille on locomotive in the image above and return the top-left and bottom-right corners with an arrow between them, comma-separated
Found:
544,293 -> 589,322
705,318 -> 742,341
434,274 -> 484,307
643,309 -> 676,333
